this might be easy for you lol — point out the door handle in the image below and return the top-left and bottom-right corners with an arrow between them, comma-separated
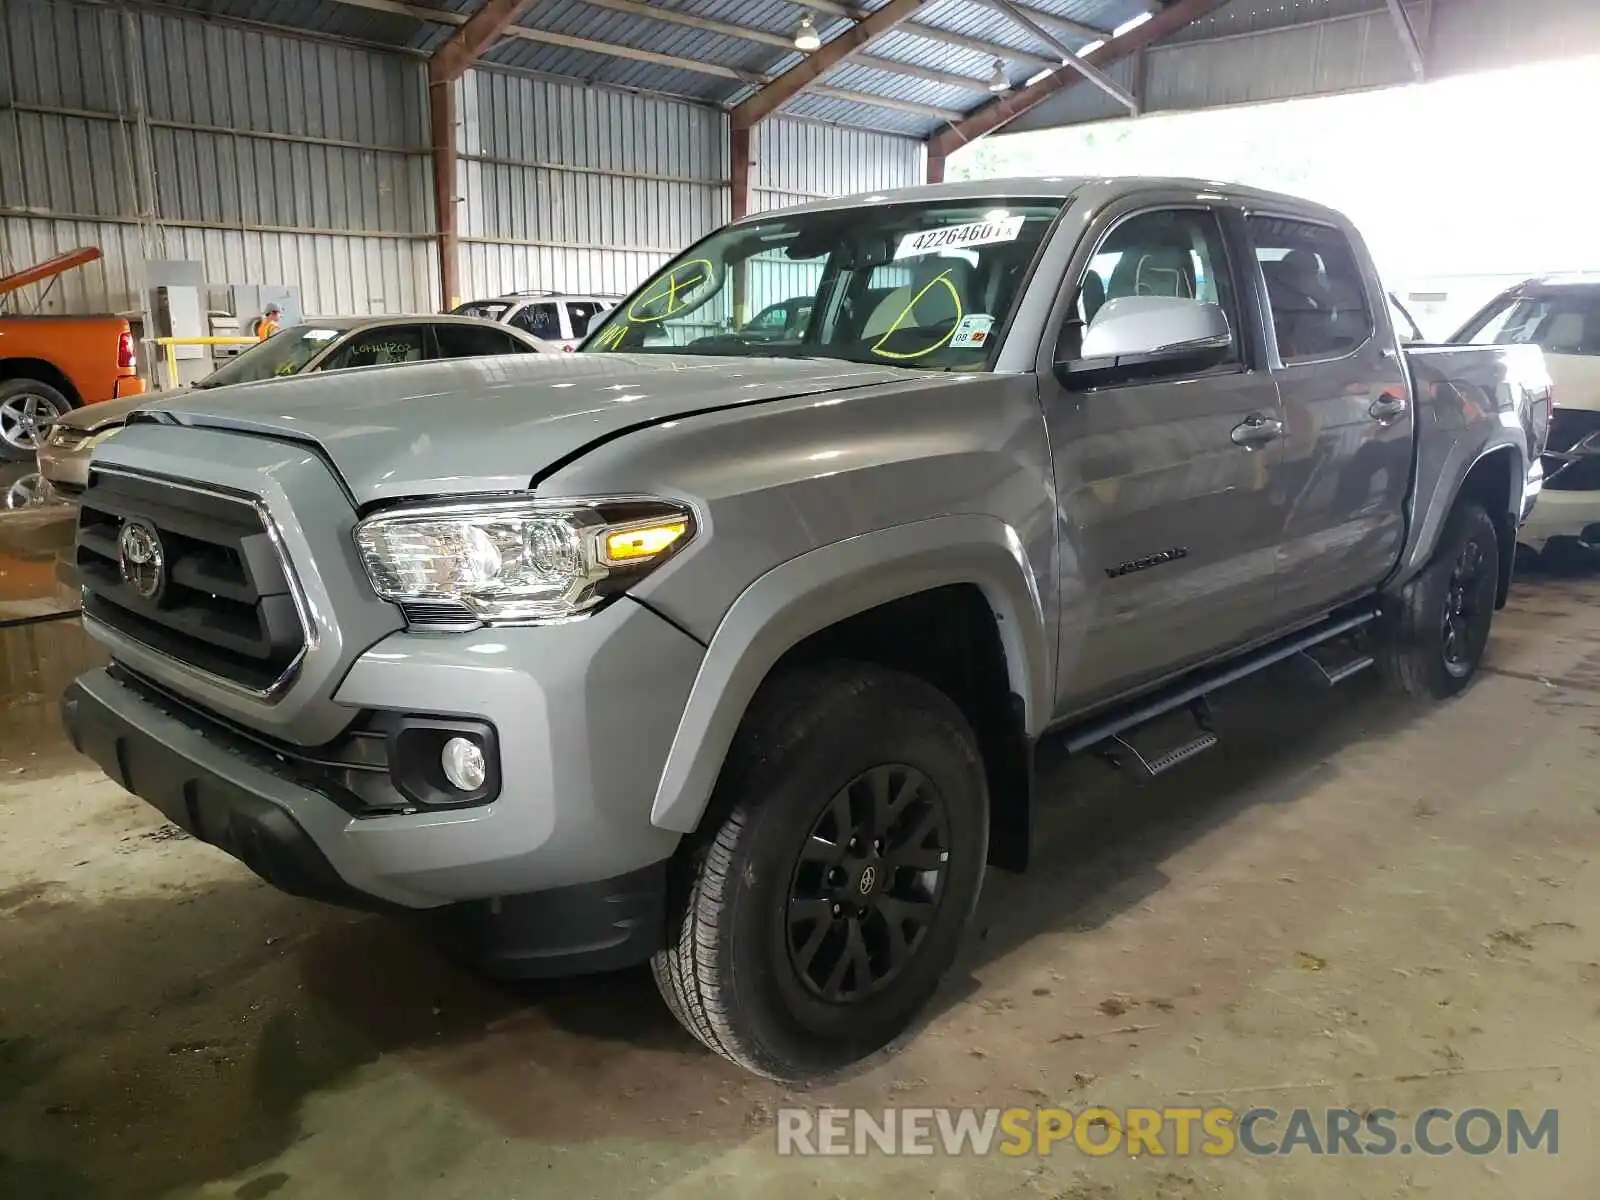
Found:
1231,413 -> 1284,447
1370,394 -> 1408,423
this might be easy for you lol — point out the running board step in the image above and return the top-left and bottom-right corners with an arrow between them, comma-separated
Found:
1295,644 -> 1376,687
1059,607 -> 1382,763
1101,702 -> 1218,780
1107,730 -> 1219,779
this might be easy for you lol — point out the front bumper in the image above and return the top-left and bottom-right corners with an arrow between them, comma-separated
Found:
62,673 -> 382,911
62,595 -> 704,969
36,439 -> 91,493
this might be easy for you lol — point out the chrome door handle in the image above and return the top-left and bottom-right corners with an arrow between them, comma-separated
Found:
1370,394 -> 1408,423
1231,413 -> 1284,447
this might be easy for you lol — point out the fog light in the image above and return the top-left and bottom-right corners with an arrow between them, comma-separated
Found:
441,736 -> 487,792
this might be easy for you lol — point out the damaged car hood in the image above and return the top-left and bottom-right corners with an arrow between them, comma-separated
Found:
129,352 -> 921,505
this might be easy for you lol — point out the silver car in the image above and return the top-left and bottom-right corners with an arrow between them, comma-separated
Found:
38,314 -> 543,495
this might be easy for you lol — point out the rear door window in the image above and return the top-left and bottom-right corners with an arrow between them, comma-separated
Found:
510,303 -> 561,340
451,302 -> 511,322
1458,289 -> 1600,354
317,325 -> 427,371
1247,216 -> 1374,362
433,323 -> 530,359
563,302 -> 606,338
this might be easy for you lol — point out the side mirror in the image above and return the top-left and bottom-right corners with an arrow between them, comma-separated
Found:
1062,296 -> 1231,380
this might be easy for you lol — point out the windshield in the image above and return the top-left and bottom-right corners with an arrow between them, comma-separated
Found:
1454,287 -> 1600,355
584,198 -> 1067,369
196,325 -> 341,388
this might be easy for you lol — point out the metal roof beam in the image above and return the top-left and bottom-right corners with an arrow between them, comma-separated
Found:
1002,2 -> 1111,41
929,0 -> 1229,156
984,0 -> 1137,113
569,0 -> 989,91
1385,0 -> 1427,80
810,85 -> 967,122
731,0 -> 940,128
319,0 -> 1047,89
320,0 -> 464,24
786,0 -> 872,19
852,54 -> 993,91
431,0 -> 533,82
499,25 -> 763,82
791,0 -> 1107,40
495,26 -> 964,120
569,0 -> 797,51
895,22 -> 1058,71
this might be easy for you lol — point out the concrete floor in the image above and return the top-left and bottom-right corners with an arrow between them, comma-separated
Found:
3,487 -> 1599,1199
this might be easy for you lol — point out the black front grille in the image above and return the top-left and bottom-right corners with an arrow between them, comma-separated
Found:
108,663 -> 402,815
1545,407 -> 1600,454
1547,454 -> 1600,492
76,469 -> 306,692
1542,407 -> 1600,492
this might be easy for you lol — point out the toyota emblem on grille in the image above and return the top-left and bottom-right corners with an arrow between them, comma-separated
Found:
118,519 -> 166,601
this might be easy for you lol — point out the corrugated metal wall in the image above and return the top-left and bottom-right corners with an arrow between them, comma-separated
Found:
1011,0 -> 1600,133
5,0 -> 925,319
0,0 -> 436,316
452,71 -> 925,304
750,120 -> 925,215
453,68 -> 725,303
1142,3 -> 1424,112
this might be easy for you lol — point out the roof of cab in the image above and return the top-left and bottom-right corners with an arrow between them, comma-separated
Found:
736,176 -> 1348,225
298,313 -> 517,330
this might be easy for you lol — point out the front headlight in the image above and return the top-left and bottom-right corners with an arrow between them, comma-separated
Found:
354,497 -> 694,626
81,426 -> 124,452
48,423 -> 122,451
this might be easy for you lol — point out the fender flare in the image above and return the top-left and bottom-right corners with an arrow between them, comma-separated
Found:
1395,433 -> 1526,589
649,514 -> 1051,834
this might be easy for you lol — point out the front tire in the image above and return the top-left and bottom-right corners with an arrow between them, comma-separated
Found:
652,663 -> 989,1080
1379,500 -> 1500,699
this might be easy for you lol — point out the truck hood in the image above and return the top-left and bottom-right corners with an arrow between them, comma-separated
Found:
134,353 -> 919,505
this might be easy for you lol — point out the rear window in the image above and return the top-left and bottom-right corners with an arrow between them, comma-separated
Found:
564,301 -> 607,336
451,301 -> 511,322
1456,288 -> 1600,355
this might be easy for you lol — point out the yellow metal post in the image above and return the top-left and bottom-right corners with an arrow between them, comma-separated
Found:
153,336 -> 257,389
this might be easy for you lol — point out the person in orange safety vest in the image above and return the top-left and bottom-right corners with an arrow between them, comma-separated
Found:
252,303 -> 283,341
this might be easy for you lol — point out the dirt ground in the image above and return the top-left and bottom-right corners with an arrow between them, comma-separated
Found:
2,525 -> 1599,1198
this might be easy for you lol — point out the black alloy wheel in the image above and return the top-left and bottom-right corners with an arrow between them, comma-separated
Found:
785,764 -> 950,1003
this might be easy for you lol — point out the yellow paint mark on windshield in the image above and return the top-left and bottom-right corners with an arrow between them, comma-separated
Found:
628,259 -> 715,323
591,321 -> 630,351
870,271 -> 963,361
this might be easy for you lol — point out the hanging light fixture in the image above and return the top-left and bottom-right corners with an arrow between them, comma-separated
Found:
987,57 -> 1009,92
793,15 -> 822,51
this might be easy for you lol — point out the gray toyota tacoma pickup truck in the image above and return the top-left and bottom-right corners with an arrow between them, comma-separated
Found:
61,178 -> 1550,1080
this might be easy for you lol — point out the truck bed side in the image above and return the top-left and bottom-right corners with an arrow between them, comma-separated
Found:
0,314 -> 147,406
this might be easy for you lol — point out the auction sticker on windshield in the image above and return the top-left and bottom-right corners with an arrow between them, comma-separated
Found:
950,314 -> 995,349
896,215 -> 1025,260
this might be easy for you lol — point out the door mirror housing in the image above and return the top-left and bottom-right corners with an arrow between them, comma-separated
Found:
1060,296 -> 1232,382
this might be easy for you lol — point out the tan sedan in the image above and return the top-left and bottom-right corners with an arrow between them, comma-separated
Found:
38,314 -> 543,495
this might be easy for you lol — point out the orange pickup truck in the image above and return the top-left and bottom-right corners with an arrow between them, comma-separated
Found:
0,248 -> 147,461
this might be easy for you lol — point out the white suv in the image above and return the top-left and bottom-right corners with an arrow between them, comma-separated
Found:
1452,275 -> 1600,565
451,293 -> 618,353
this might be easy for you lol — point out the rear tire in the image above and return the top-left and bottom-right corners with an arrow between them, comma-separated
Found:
652,663 -> 989,1081
1379,500 -> 1499,699
0,379 -> 72,462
